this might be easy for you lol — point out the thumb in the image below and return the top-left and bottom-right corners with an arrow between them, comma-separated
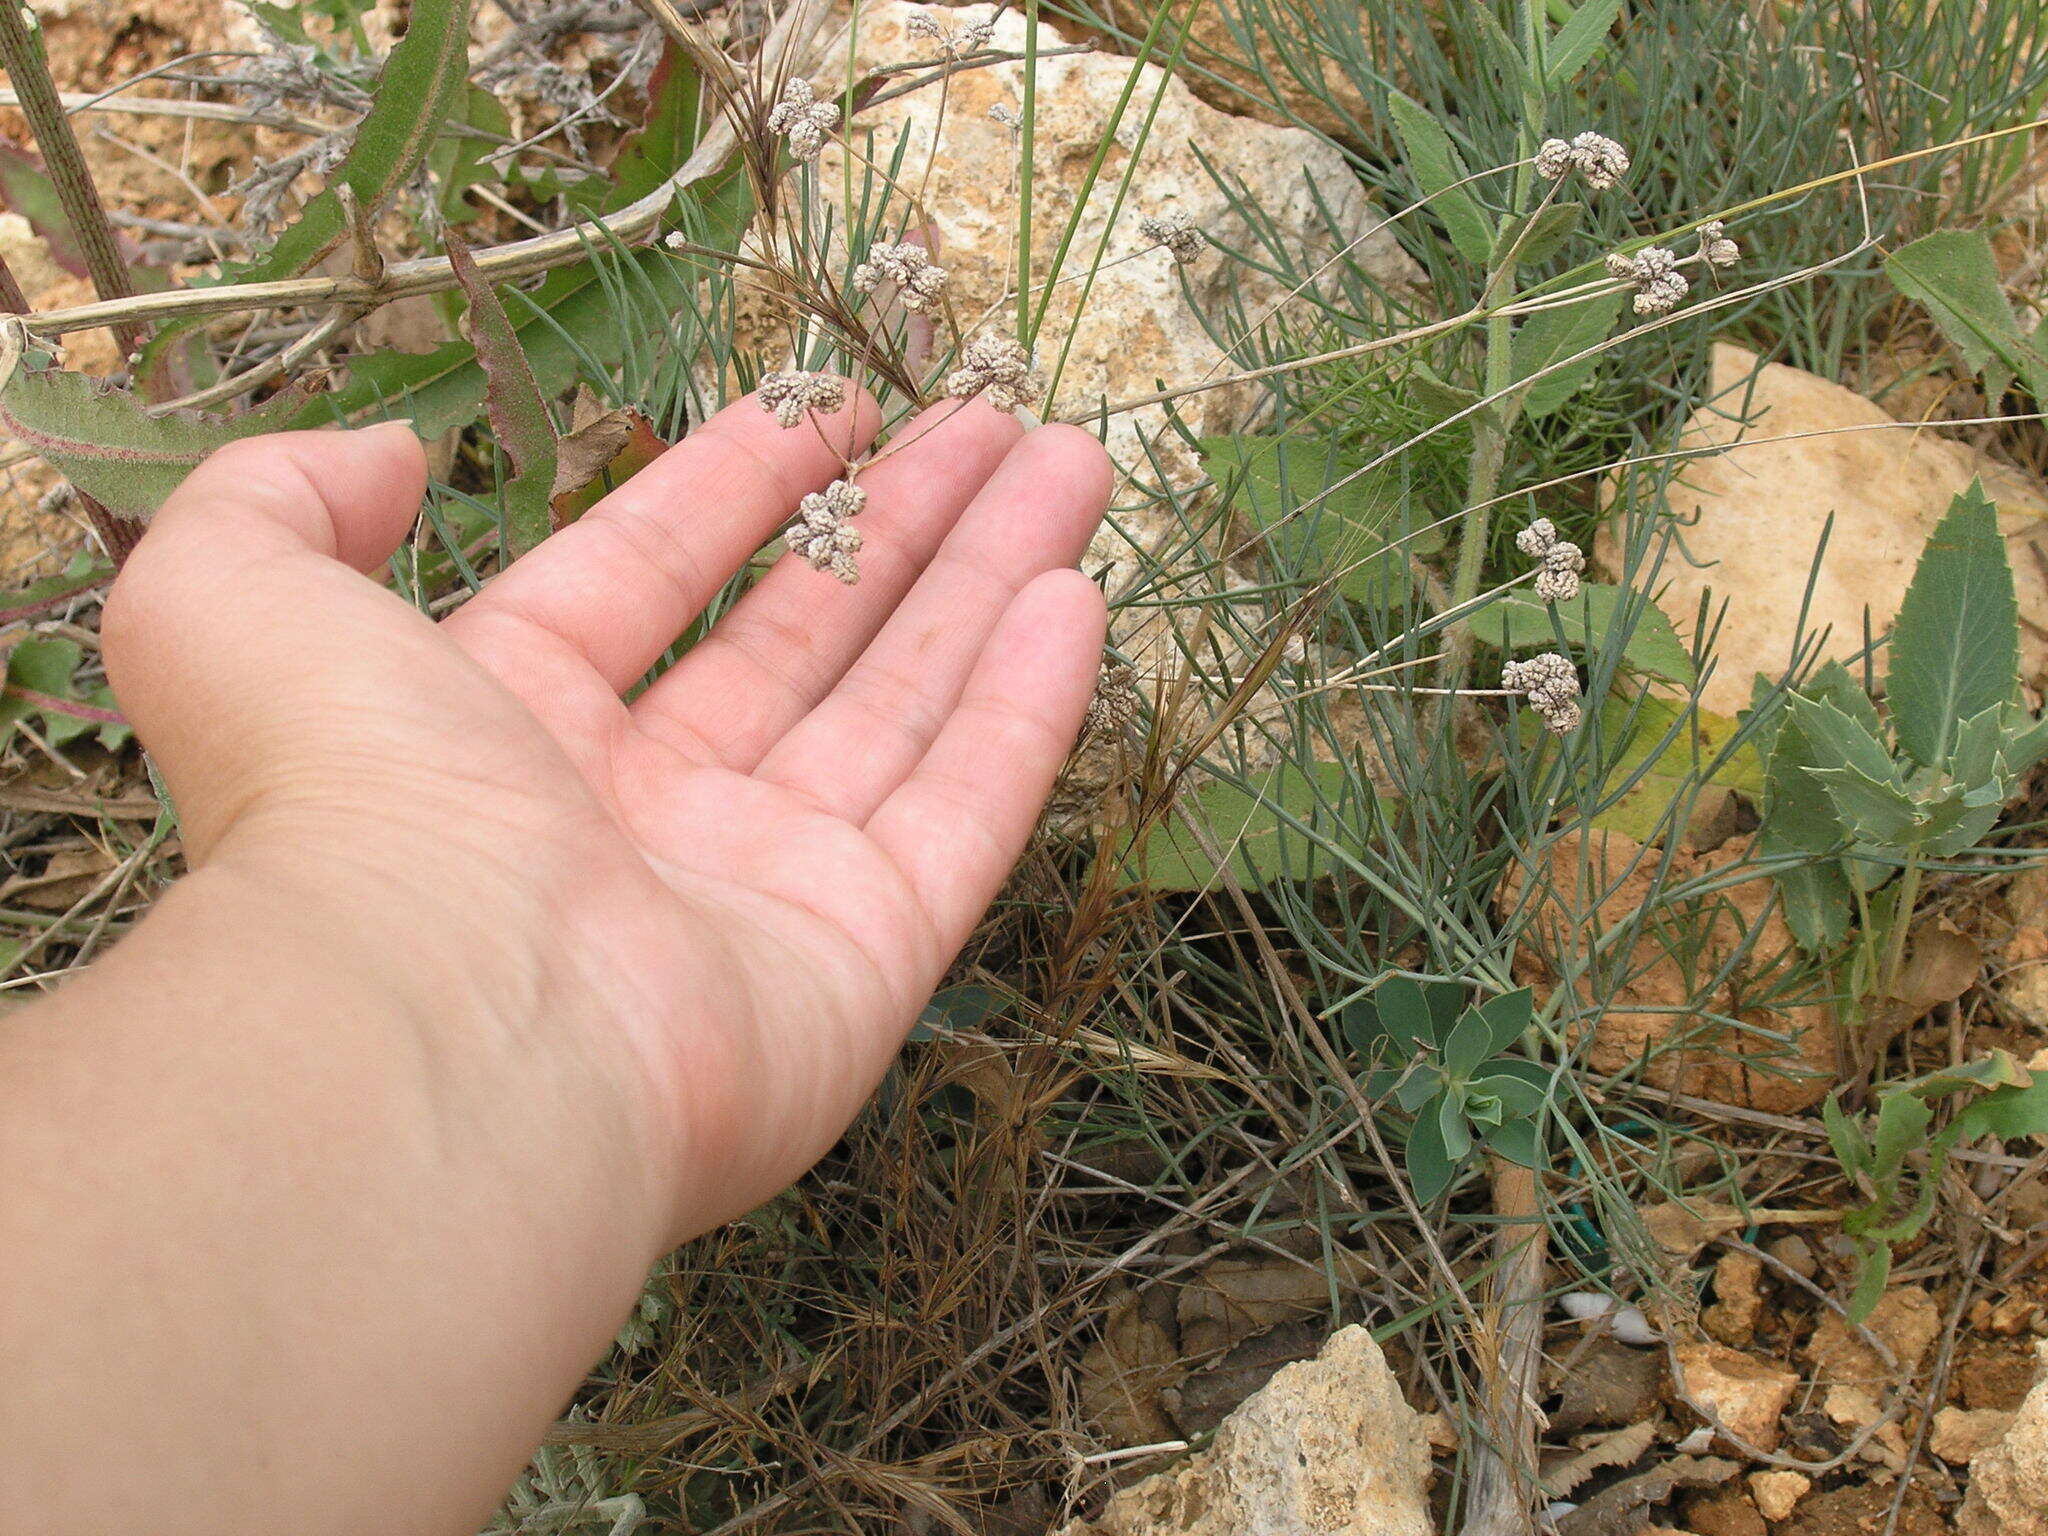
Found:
102,424 -> 432,858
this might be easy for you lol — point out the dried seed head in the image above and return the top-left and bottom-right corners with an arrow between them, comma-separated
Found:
852,241 -> 949,313
765,77 -> 839,162
988,102 -> 1021,131
1697,219 -> 1740,269
1083,661 -> 1141,742
944,334 -> 1044,413
1138,210 -> 1207,266
1502,652 -> 1582,735
908,11 -> 993,58
1534,131 -> 1631,191
758,369 -> 847,429
1605,245 -> 1689,315
1535,543 -> 1586,604
784,478 -> 869,583
1515,517 -> 1585,603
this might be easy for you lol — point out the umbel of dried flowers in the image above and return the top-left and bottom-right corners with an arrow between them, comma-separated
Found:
1534,131 -> 1631,191
944,335 -> 1044,414
758,369 -> 847,429
766,77 -> 839,162
1515,517 -> 1586,604
1502,652 -> 1582,735
785,478 -> 867,583
1605,245 -> 1689,315
853,242 -> 948,314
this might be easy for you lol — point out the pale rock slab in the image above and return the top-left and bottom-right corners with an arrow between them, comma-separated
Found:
1671,1340 -> 1799,1455
1056,1325 -> 1432,1536
1959,1340 -> 2048,1536
813,0 -> 1422,590
1601,343 -> 2048,717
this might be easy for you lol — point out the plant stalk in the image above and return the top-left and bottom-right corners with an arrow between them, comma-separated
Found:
0,3 -> 144,361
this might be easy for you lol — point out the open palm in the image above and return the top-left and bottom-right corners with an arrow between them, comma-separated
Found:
103,387 -> 1111,1236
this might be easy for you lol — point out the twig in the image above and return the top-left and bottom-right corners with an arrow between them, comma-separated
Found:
0,3 -> 145,360
1458,1160 -> 1549,1536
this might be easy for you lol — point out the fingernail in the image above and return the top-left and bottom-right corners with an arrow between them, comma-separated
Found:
364,417 -> 417,436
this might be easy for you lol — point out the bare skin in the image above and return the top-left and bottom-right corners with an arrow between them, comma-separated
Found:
0,388 -> 1111,1536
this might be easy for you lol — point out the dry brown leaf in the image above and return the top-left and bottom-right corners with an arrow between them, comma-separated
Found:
1549,1335 -> 1665,1433
1079,1289 -> 1183,1447
1554,1455 -> 1739,1536
1175,1248 -> 1369,1358
1540,1417 -> 1661,1499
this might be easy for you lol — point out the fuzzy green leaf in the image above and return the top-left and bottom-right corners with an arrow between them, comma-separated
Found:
1124,760 -> 1352,892
0,360 -> 281,521
1196,435 -> 1437,600
1887,481 -> 2019,770
1546,0 -> 1628,86
1887,230 -> 2048,403
1954,1073 -> 2048,1143
1497,203 -> 1583,268
1512,291 -> 1626,418
1384,91 -> 1495,267
252,0 -> 475,280
446,235 -> 558,557
1471,582 -> 1695,686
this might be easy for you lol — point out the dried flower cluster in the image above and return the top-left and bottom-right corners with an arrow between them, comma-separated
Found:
988,102 -> 1021,131
766,77 -> 839,162
852,241 -> 949,313
1139,210 -> 1207,266
1605,245 -> 1689,315
758,369 -> 846,428
1534,131 -> 1631,192
906,10 -> 994,59
1502,652 -> 1582,735
1697,219 -> 1740,269
944,335 -> 1044,413
1083,662 -> 1141,742
1515,517 -> 1585,604
784,478 -> 868,583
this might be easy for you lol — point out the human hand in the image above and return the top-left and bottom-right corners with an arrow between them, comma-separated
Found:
102,390 -> 1111,1242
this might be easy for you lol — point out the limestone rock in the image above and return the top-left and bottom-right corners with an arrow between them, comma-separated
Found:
814,1 -> 1422,579
1671,1341 -> 1799,1455
1805,1285 -> 1939,1386
2000,865 -> 2048,1031
1600,343 -> 2048,716
1502,828 -> 1835,1113
1747,1470 -> 1810,1522
1057,1325 -> 1432,1536
1932,1406 -> 2017,1466
1959,1340 -> 2048,1536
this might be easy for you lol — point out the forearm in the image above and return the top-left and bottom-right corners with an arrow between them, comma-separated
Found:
0,851 -> 669,1536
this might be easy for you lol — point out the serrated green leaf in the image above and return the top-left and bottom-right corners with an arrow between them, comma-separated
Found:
1846,1240 -> 1892,1324
1954,1073 -> 2048,1142
1471,581 -> 1695,686
1196,435 -> 1437,600
1888,481 -> 2019,771
1786,693 -> 1897,783
1807,759 -> 1923,846
1763,697 -> 1853,951
1122,760 -> 1352,891
1887,230 -> 2048,403
1870,1090 -> 1933,1182
446,235 -> 558,556
1546,0 -> 1627,86
1512,291 -> 1626,418
1385,91 -> 1495,266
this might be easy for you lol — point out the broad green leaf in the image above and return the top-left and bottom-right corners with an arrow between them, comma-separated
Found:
1915,778 -> 2006,858
1443,1006 -> 1495,1079
1404,365 -> 1481,426
0,551 -> 111,625
1483,1114 -> 1542,1168
1471,582 -> 1695,686
1762,697 -> 1853,951
1124,760 -> 1352,891
0,636 -> 122,748
1870,1090 -> 1933,1183
1512,291 -> 1626,418
1546,0 -> 1627,86
1404,1093 -> 1458,1203
1846,1240 -> 1891,1324
1587,695 -> 1763,842
429,85 -> 512,225
1823,1092 -> 1871,1177
1887,481 -> 2018,771
1196,435 -> 1437,600
1887,230 -> 2048,403
1385,91 -> 1495,266
1472,988 -> 1535,1058
1785,693 -> 1898,785
446,235 -> 558,556
1436,1091 -> 1473,1163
